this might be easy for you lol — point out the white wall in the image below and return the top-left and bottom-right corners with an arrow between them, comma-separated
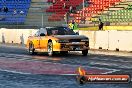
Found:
0,28 -> 37,45
79,31 -> 96,49
94,31 -> 109,49
79,30 -> 132,51
0,28 -> 132,51
117,31 -> 132,51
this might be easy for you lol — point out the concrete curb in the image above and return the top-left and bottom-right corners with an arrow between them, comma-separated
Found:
89,49 -> 132,58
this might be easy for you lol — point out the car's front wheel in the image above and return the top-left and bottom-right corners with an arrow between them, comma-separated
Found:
47,42 -> 53,56
82,49 -> 88,56
29,43 -> 35,55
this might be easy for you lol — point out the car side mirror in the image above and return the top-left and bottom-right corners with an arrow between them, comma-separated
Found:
40,33 -> 45,36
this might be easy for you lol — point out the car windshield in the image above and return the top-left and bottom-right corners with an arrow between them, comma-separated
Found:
46,27 -> 76,35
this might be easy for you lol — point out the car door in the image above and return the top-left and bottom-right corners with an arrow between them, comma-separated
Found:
32,30 -> 40,49
39,28 -> 48,51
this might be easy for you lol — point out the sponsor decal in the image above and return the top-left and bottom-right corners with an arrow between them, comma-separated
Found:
76,67 -> 130,84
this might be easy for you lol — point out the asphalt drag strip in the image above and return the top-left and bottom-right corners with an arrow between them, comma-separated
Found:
0,56 -> 118,75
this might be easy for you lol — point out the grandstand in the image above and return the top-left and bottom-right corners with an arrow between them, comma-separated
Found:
100,3 -> 132,25
26,0 -> 65,27
0,0 -> 65,28
0,0 -> 132,28
0,0 -> 30,26
45,0 -> 132,27
70,0 -> 132,26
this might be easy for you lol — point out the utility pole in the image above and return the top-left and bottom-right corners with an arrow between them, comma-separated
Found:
41,7 -> 44,28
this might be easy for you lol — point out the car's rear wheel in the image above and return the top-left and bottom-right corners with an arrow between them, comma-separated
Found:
82,49 -> 88,56
29,43 -> 35,55
47,42 -> 53,56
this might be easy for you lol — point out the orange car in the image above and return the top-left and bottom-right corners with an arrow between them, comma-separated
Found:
26,26 -> 89,56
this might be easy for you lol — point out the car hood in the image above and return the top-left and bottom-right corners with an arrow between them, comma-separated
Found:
52,35 -> 88,40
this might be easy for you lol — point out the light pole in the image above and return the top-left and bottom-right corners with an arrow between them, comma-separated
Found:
41,7 -> 44,28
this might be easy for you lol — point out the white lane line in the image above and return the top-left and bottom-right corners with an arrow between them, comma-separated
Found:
90,61 -> 132,69
59,74 -> 77,76
90,61 -> 119,67
0,69 -> 32,75
102,69 -> 119,74
0,69 -> 131,82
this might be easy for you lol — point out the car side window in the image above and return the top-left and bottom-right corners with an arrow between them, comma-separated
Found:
52,30 -> 58,35
39,28 -> 47,36
34,28 -> 47,37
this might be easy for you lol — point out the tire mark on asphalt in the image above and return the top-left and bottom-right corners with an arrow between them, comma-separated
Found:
0,53 -> 117,75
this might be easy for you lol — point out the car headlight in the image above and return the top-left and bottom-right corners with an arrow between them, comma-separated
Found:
56,40 -> 69,43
